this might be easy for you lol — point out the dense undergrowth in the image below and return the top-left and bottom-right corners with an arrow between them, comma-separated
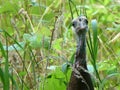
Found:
0,0 -> 120,90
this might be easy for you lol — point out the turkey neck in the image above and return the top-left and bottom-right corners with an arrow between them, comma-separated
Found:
75,32 -> 87,68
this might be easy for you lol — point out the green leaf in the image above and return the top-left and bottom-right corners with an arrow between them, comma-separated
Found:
69,53 -> 75,64
53,38 -> 62,50
0,38 -> 9,90
23,33 -> 32,42
0,1 -> 18,14
30,6 -> 40,15
3,42 -> 25,51
6,27 -> 14,36
40,67 -> 66,90
43,12 -> 55,21
23,33 -> 50,49
9,73 -> 18,90
23,33 -> 40,48
2,29 -> 24,50
19,71 -> 27,77
0,68 -> 5,85
42,37 -> 50,49
0,41 -> 6,58
38,27 -> 51,36
91,19 -> 98,58
61,63 -> 69,74
87,65 -> 94,73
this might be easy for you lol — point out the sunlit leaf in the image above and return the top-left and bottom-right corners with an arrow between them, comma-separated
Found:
0,1 -> 18,14
52,38 -> 62,50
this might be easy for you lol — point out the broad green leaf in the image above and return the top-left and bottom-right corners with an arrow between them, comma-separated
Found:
87,65 -> 94,73
23,33 -> 31,42
0,1 -> 18,14
30,6 -> 40,15
43,12 -> 55,21
23,33 -> 50,49
6,27 -> 14,36
38,27 -> 51,36
19,71 -> 27,77
3,42 -> 25,51
61,63 -> 69,74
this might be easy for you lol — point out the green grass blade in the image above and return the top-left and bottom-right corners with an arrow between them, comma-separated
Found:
69,0 -> 79,16
0,68 -> 5,85
68,0 -> 74,19
4,30 -> 24,50
87,30 -> 95,64
91,19 -> 98,60
87,19 -> 102,87
0,41 -> 6,58
9,73 -> 18,90
0,29 -> 24,50
0,40 -> 9,90
4,33 -> 10,90
99,73 -> 120,90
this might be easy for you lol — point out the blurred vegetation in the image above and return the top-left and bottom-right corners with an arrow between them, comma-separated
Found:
0,0 -> 120,90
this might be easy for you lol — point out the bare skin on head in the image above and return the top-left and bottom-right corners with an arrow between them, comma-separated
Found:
72,16 -> 88,34
67,16 -> 94,90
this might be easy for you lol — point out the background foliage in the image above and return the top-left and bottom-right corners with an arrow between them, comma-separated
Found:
0,0 -> 120,90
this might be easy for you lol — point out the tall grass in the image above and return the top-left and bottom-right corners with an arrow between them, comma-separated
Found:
87,20 -> 102,89
0,38 -> 9,90
0,0 -> 120,90
0,30 -> 19,90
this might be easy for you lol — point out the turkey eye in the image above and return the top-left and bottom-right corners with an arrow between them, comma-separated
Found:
72,21 -> 77,27
79,18 -> 82,21
85,19 -> 88,24
72,23 -> 75,27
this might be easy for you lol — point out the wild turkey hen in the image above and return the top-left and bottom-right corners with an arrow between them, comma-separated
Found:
67,16 -> 94,90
